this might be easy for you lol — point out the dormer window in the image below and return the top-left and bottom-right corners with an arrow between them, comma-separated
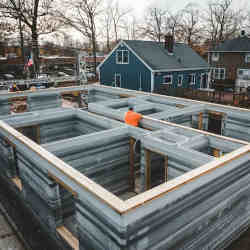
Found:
212,52 -> 219,62
245,53 -> 250,63
116,50 -> 129,64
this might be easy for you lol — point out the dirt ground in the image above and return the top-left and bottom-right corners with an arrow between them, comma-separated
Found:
226,228 -> 250,250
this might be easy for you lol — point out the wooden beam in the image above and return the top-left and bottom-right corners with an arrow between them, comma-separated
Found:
36,125 -> 40,145
129,138 -> 135,190
11,177 -> 22,191
145,149 -> 151,190
57,226 -> 79,250
213,149 -> 220,158
125,144 -> 250,212
48,172 -> 78,198
198,113 -> 203,130
165,156 -> 168,182
0,120 -> 127,214
142,116 -> 248,145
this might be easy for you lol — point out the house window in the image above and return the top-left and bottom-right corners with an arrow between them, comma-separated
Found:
178,75 -> 183,87
116,50 -> 129,64
188,73 -> 196,85
162,75 -> 172,84
245,54 -> 250,63
238,68 -> 250,80
212,68 -> 226,80
212,52 -> 219,62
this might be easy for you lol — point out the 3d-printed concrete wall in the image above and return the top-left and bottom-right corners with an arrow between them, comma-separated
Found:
0,85 -> 250,250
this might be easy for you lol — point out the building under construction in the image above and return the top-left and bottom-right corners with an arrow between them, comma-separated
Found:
0,85 -> 250,249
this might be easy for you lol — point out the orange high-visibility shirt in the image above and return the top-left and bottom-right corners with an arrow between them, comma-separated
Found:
124,110 -> 142,127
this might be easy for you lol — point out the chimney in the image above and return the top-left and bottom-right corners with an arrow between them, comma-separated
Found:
165,34 -> 174,55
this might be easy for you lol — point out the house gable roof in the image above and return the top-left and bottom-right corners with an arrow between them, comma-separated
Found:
123,40 -> 209,71
210,36 -> 250,52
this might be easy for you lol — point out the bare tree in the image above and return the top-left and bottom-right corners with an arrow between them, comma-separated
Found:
122,16 -> 139,40
0,20 -> 16,43
141,7 -> 167,42
0,20 -> 16,56
204,0 -> 244,45
110,1 -> 131,43
58,0 -> 103,76
165,11 -> 182,38
102,2 -> 113,52
178,3 -> 203,46
0,0 -> 62,76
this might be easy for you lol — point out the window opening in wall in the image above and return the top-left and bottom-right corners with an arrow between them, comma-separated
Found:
212,68 -> 225,80
144,149 -> 168,191
212,52 -> 219,61
245,53 -> 250,63
201,73 -> 208,89
188,73 -> 196,85
116,50 -> 129,64
238,68 -> 250,80
17,125 -> 40,144
163,75 -> 172,85
178,75 -> 183,87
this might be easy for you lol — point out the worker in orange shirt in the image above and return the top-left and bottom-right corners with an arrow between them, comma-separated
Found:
124,107 -> 142,127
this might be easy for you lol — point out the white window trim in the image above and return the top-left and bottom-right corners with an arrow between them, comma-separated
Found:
177,75 -> 183,87
162,75 -> 173,85
200,73 -> 208,89
116,50 -> 129,64
212,52 -> 219,62
212,68 -> 226,80
245,53 -> 250,63
114,73 -> 121,87
237,68 -> 250,79
189,73 -> 196,85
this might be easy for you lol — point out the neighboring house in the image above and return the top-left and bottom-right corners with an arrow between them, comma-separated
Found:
208,31 -> 250,91
97,36 -> 210,93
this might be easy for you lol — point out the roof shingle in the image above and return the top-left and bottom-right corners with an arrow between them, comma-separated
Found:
211,36 -> 250,52
123,40 -> 209,71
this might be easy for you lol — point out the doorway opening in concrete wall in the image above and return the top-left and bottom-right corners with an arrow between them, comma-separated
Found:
208,112 -> 223,135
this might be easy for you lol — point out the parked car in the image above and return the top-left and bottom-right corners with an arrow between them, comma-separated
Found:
57,72 -> 69,77
0,73 -> 15,80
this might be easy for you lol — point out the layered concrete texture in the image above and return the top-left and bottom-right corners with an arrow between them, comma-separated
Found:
0,85 -> 250,249
0,211 -> 24,250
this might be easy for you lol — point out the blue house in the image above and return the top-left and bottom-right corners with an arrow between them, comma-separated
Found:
98,36 -> 210,93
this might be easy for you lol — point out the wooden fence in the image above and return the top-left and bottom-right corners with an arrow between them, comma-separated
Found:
156,85 -> 250,108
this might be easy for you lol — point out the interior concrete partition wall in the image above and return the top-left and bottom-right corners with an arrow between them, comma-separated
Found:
139,128 -> 244,189
0,85 -> 88,115
88,85 -> 250,142
1,85 -> 250,249
27,92 -> 62,111
0,114 -> 249,250
0,114 -> 147,250
0,96 -> 10,115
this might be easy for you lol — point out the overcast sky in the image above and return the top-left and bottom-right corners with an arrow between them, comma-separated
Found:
119,0 -> 249,18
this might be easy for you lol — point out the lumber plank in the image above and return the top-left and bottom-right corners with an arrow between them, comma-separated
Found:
165,156 -> 168,182
145,149 -> 151,190
57,226 -> 79,250
129,138 -> 135,190
11,177 -> 22,191
142,116 -> 249,145
0,121 -> 127,214
125,144 -> 250,211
